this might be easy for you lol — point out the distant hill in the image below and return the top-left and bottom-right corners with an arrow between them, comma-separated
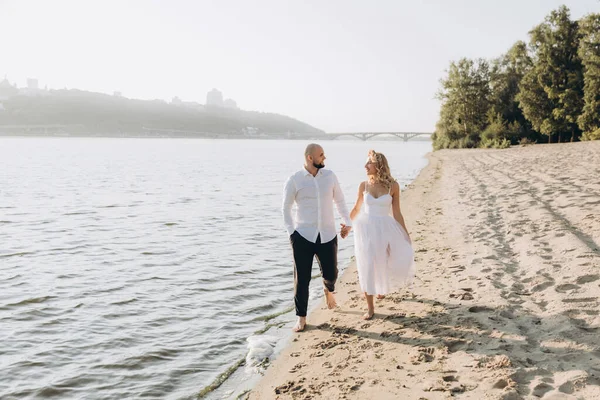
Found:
0,89 -> 324,136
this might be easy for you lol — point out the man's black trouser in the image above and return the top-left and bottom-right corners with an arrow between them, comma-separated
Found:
290,231 -> 338,317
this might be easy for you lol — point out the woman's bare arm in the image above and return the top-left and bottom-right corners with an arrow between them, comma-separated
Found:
391,182 -> 411,241
350,181 -> 366,220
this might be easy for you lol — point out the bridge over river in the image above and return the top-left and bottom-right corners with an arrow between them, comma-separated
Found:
325,132 -> 432,142
0,125 -> 433,142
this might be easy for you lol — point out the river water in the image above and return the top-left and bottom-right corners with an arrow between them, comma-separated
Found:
0,137 -> 431,399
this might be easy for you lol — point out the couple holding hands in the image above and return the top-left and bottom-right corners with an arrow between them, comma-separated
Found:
282,144 -> 414,332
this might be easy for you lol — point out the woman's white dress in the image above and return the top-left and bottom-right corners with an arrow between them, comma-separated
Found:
353,186 -> 415,295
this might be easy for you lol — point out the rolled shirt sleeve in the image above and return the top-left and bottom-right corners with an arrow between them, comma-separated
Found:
332,173 -> 352,227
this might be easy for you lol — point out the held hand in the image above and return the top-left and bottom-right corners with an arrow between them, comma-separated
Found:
340,224 -> 352,239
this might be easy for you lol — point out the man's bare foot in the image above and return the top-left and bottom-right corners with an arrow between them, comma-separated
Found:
363,309 -> 375,320
376,294 -> 385,300
293,317 -> 306,332
324,288 -> 337,309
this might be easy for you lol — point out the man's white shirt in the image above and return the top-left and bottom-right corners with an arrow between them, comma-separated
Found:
282,167 -> 352,243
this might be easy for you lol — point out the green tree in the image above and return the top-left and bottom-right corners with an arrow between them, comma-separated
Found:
518,6 -> 584,143
488,41 -> 539,143
577,13 -> 600,140
433,58 -> 491,149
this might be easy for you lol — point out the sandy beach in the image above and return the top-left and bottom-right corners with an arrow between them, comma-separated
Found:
248,141 -> 600,400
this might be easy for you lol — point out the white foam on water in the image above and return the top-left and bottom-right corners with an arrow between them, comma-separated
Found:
245,335 -> 279,368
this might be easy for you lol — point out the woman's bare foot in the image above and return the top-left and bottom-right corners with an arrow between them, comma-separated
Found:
376,294 -> 385,300
293,317 -> 306,332
364,293 -> 375,320
324,288 -> 337,309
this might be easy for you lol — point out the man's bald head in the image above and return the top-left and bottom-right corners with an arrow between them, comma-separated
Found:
304,143 -> 323,158
304,143 -> 326,170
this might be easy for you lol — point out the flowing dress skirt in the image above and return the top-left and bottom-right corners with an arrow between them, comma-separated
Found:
353,212 -> 415,295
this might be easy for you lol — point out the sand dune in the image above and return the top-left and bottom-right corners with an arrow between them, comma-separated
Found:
249,141 -> 600,400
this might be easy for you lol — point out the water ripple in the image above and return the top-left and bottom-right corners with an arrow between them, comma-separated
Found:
4,295 -> 57,308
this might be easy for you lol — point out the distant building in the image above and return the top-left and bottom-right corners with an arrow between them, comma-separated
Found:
19,77 -> 47,96
206,88 -> 224,107
224,98 -> 238,109
0,77 -> 19,101
182,101 -> 204,111
27,78 -> 39,89
113,91 -> 123,97
242,126 -> 260,137
171,96 -> 204,111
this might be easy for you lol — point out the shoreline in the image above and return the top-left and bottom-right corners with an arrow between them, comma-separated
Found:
248,141 -> 600,399
0,134 -> 432,142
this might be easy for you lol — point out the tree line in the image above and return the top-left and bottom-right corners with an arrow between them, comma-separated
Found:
433,6 -> 600,150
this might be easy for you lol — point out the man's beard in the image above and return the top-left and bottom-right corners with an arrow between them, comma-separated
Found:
313,161 -> 325,169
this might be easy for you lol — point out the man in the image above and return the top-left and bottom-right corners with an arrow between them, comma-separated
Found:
282,143 -> 352,332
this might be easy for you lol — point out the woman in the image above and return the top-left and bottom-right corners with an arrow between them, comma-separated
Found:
350,150 -> 415,320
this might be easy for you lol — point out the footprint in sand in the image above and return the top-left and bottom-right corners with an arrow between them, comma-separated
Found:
411,349 -> 434,364
313,339 -> 343,350
477,355 -> 512,369
380,331 -> 398,339
449,292 -> 474,300
562,309 -> 599,319
359,342 -> 373,350
449,265 -> 466,273
341,378 -> 365,393
555,283 -> 580,293
531,281 -> 554,292
492,378 -> 513,390
289,362 -> 306,373
531,382 -> 553,397
562,297 -> 598,303
274,378 -> 306,395
332,326 -> 357,335
468,306 -> 493,313
384,313 -> 406,320
499,308 -> 516,319
443,339 -> 468,353
443,375 -> 458,382
576,274 -> 600,284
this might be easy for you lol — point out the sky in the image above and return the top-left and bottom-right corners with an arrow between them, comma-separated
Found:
1,0 -> 598,132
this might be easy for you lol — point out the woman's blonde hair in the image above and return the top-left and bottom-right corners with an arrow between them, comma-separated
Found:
368,150 -> 395,189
